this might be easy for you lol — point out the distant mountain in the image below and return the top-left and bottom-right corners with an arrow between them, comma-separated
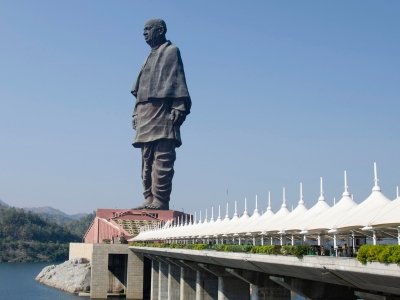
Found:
0,199 -> 9,207
0,200 -> 93,237
22,206 -> 95,239
24,206 -> 68,216
68,213 -> 88,220
23,206 -> 89,224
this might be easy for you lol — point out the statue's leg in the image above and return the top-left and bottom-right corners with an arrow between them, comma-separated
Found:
146,139 -> 176,210
134,143 -> 155,209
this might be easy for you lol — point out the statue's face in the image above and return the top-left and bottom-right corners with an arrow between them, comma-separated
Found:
143,21 -> 163,46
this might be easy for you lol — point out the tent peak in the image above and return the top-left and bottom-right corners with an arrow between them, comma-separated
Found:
233,200 -> 238,217
342,170 -> 351,197
318,177 -> 325,201
298,182 -> 305,205
267,191 -> 272,212
243,197 -> 249,216
253,195 -> 259,214
372,162 -> 381,192
282,187 -> 287,208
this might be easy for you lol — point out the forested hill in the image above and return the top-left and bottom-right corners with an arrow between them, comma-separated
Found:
0,207 -> 94,262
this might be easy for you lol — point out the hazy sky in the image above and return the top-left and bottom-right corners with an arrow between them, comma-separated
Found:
1,1 -> 399,215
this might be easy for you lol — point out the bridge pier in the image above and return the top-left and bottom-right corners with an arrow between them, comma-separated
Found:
226,268 -> 290,300
89,244 -> 144,300
90,245 -> 109,299
270,276 -> 355,300
168,264 -> 181,300
150,260 -> 159,300
218,275 -> 250,300
158,261 -> 169,299
196,269 -> 218,300
126,252 -> 144,300
180,266 -> 196,300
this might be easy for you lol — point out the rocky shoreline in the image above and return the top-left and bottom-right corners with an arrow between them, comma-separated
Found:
36,258 -> 91,294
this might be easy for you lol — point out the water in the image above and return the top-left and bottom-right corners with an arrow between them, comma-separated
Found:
0,262 -> 306,300
0,263 -> 83,300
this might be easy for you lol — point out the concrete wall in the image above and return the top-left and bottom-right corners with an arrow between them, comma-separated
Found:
69,242 -> 93,261
90,244 -> 144,300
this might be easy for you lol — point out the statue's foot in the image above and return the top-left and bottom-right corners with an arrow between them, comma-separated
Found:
145,199 -> 169,210
133,197 -> 153,209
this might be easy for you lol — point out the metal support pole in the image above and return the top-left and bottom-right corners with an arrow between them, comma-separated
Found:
398,228 -> 400,245
333,234 -> 337,257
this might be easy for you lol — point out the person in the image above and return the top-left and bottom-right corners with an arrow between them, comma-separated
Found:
343,243 -> 348,257
131,19 -> 191,210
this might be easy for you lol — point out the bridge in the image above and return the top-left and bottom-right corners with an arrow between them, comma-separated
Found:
128,245 -> 400,300
72,242 -> 400,300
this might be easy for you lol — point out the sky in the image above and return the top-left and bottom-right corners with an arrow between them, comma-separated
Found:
1,1 -> 399,215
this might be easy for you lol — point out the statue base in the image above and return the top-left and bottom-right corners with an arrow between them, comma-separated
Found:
83,208 -> 191,243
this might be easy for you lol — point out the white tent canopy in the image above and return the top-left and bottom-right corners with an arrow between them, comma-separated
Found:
131,163 -> 399,246
225,198 -> 251,236
334,164 -> 391,232
283,178 -> 330,233
267,183 -> 308,234
235,196 -> 261,235
245,192 -> 275,234
256,188 -> 290,234
304,171 -> 358,233
368,186 -> 400,228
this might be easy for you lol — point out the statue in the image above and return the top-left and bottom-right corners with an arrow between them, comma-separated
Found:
131,19 -> 191,210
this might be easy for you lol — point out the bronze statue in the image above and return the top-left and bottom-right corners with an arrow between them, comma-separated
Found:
131,19 -> 191,210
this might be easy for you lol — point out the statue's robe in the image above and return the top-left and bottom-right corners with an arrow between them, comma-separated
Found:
131,40 -> 191,148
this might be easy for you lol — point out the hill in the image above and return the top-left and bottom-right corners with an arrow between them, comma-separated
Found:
0,199 -> 9,207
0,206 -> 94,262
23,206 -> 88,224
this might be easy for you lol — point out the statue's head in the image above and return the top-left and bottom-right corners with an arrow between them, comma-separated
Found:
143,19 -> 167,48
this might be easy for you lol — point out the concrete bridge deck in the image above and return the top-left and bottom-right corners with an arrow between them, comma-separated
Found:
130,246 -> 400,299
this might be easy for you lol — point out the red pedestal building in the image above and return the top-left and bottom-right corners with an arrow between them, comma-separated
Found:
84,209 -> 189,244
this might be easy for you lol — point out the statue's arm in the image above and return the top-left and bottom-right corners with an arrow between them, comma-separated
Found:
132,106 -> 137,130
171,99 -> 187,126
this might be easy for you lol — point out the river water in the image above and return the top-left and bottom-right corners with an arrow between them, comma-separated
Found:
0,262 -> 306,300
0,262 -> 82,300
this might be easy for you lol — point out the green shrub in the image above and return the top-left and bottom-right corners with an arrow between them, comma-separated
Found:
211,244 -> 226,251
130,242 -> 209,250
377,246 -> 393,263
251,245 -> 281,255
388,246 -> 400,264
250,245 -> 310,257
191,244 -> 208,250
293,245 -> 309,258
357,245 -> 369,264
357,245 -> 400,265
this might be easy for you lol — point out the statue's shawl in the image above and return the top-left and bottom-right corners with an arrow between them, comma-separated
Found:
132,41 -> 191,114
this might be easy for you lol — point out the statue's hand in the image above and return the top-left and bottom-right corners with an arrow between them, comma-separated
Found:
171,109 -> 186,126
132,115 -> 137,130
